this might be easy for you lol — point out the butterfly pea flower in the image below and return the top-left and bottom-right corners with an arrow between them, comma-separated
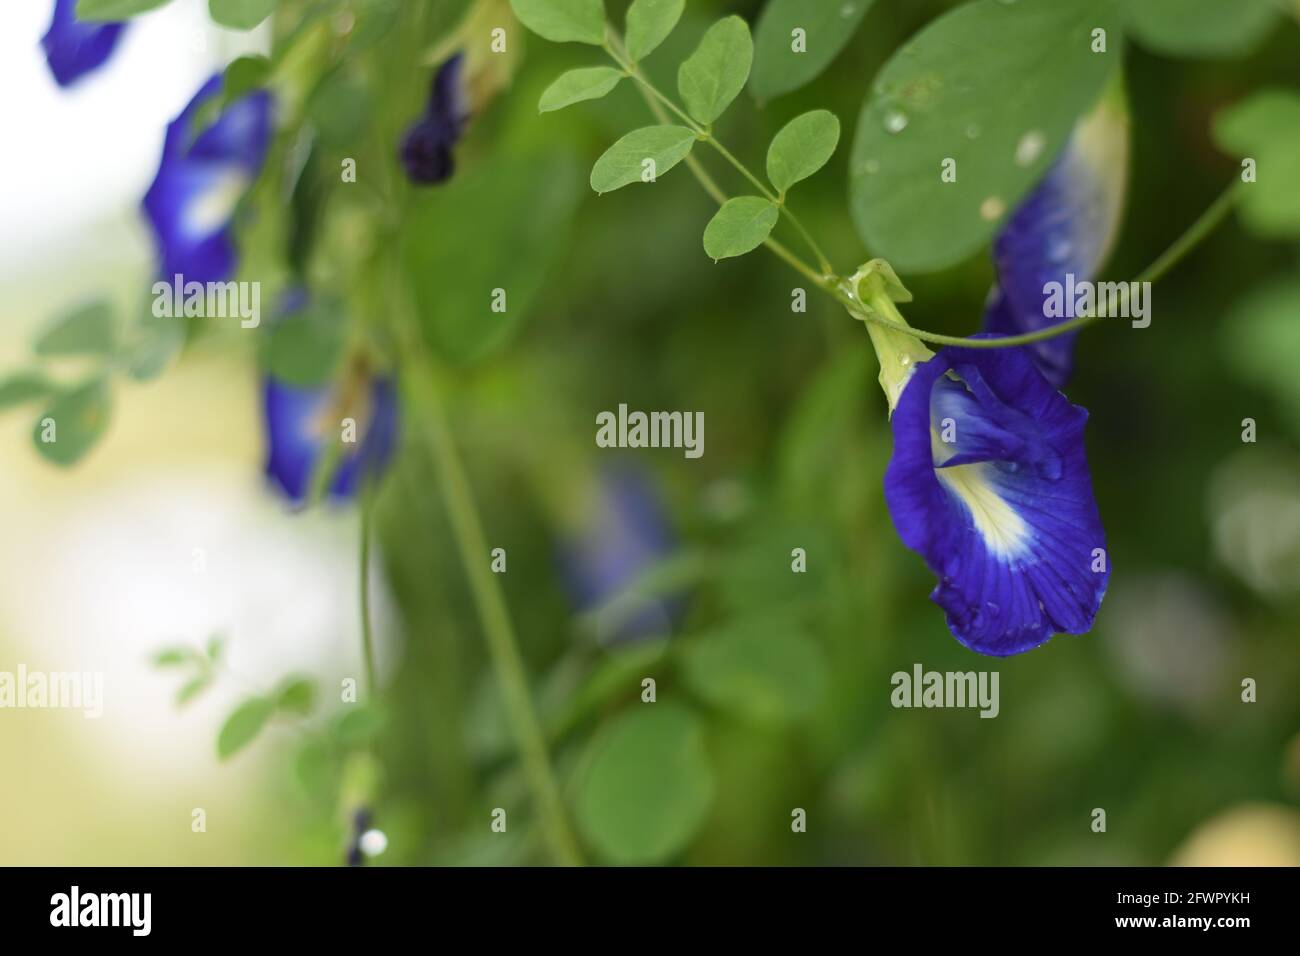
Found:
857,261 -> 1108,657
557,467 -> 685,644
400,52 -> 470,185
981,90 -> 1129,387
143,75 -> 273,285
42,0 -> 125,87
262,368 -> 399,504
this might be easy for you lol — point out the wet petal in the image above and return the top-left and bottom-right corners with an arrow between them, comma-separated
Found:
884,344 -> 1109,656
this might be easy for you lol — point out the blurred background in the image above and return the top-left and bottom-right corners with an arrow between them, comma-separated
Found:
1,0 -> 1299,866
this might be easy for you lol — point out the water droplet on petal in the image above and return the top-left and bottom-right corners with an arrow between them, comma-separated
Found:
965,123 -> 982,140
884,110 -> 909,134
1015,130 -> 1046,167
980,196 -> 1006,221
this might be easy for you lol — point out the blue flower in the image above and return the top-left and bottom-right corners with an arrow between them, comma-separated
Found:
41,0 -> 125,87
399,53 -> 470,185
143,75 -> 273,284
981,95 -> 1128,387
263,373 -> 399,504
883,342 -> 1109,656
557,467 -> 684,643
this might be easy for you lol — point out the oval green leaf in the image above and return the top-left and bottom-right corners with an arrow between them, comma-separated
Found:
751,0 -> 875,101
32,380 -> 112,468
217,696 -> 274,760
590,125 -> 696,193
682,617 -> 828,724
509,0 -> 606,45
766,109 -> 840,195
1128,0 -> 1278,59
35,300 -> 115,357
576,704 -> 713,865
0,372 -> 53,410
1214,90 -> 1300,239
539,66 -> 624,113
677,15 -> 753,126
849,0 -> 1123,273
702,196 -> 779,260
208,0 -> 275,29
624,0 -> 684,61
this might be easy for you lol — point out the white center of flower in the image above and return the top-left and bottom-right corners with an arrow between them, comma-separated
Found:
183,167 -> 249,239
931,429 -> 1031,559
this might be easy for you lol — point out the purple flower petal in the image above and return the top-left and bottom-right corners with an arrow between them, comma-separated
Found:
142,75 -> 273,284
884,343 -> 1109,656
263,376 -> 399,504
981,102 -> 1128,386
42,0 -> 125,88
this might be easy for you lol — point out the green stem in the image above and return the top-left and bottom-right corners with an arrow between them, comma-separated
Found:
405,348 -> 584,867
606,29 -> 1240,353
606,39 -> 835,277
358,489 -> 378,700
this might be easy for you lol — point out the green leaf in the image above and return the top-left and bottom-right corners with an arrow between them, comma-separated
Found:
766,109 -> 840,195
334,706 -> 386,746
177,675 -> 212,706
263,298 -> 346,387
849,0 -> 1124,273
509,0 -> 606,45
32,380 -> 112,468
275,676 -> 317,716
624,0 -> 684,61
677,15 -> 753,126
208,0 -> 275,30
124,312 -> 184,382
152,647 -> 199,667
35,301 -> 115,358
205,634 -> 225,662
306,69 -> 371,146
217,697 -> 275,759
222,55 -> 271,103
1213,90 -> 1300,239
539,66 -> 624,113
76,0 -> 171,20
0,371 -> 53,410
682,616 -> 828,724
590,125 -> 696,193
576,704 -> 713,864
751,0 -> 875,100
702,196 -> 779,260
1128,0 -> 1278,59
402,150 -> 581,363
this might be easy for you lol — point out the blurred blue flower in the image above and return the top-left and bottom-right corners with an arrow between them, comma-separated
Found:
143,75 -> 273,284
41,0 -> 125,87
557,467 -> 684,643
263,373 -> 399,504
399,52 -> 470,185
883,342 -> 1108,656
981,97 -> 1128,386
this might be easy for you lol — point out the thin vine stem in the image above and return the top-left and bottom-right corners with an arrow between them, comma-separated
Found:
401,339 -> 584,868
607,25 -> 1242,351
358,488 -> 378,700
606,39 -> 836,277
